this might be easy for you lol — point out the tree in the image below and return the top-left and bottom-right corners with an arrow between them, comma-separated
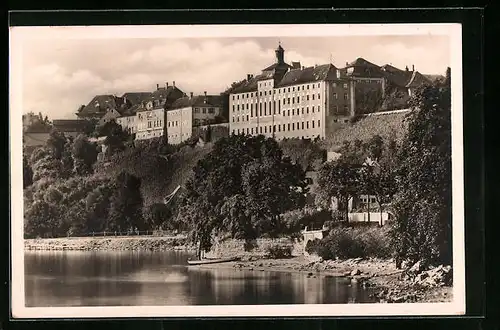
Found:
24,200 -> 59,238
98,121 -> 130,156
85,185 -> 114,233
60,136 -> 74,179
23,153 -> 33,188
72,134 -> 99,175
389,68 -> 452,267
317,160 -> 362,222
46,129 -> 67,160
108,171 -> 144,232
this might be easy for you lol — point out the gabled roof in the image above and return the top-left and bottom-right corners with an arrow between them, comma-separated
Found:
277,64 -> 340,87
382,66 -> 414,88
148,86 -> 183,101
122,92 -> 152,105
405,71 -> 432,88
168,95 -> 223,111
343,58 -> 385,78
78,95 -> 124,117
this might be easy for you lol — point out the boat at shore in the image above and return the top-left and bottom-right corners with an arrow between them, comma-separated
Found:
187,257 -> 240,265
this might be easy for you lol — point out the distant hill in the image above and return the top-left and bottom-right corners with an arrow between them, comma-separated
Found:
321,110 -> 410,151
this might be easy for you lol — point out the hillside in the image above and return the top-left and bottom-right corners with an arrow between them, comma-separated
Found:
95,143 -> 214,206
322,110 -> 410,151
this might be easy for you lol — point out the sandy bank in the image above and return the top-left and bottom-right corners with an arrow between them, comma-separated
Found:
24,235 -> 193,252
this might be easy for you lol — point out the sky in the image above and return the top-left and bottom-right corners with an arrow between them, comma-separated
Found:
13,27 -> 451,120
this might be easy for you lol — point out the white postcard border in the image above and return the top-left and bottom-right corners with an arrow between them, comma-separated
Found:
9,23 -> 465,318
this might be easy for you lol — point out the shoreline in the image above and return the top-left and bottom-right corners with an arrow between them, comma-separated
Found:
192,257 -> 453,303
24,235 -> 193,252
24,237 -> 453,303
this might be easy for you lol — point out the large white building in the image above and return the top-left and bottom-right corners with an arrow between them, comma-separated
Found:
228,44 -> 356,140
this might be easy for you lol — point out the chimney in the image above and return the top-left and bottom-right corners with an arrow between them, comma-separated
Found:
156,83 -> 160,90
412,64 -> 415,71
173,81 -> 176,87
204,91 -> 207,97
166,82 -> 169,88
405,66 -> 409,72
183,93 -> 187,97
302,66 -> 305,70
247,74 -> 252,81
190,92 -> 193,99
346,62 -> 349,66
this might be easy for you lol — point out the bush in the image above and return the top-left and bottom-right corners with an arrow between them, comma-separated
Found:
266,244 -> 293,259
306,226 -> 393,260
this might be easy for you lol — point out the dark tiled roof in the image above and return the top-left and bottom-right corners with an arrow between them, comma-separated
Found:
382,67 -> 414,88
343,58 -> 385,78
262,62 -> 293,72
168,95 -> 223,111
78,95 -> 123,117
405,71 -> 432,88
229,74 -> 272,94
122,92 -> 152,105
277,64 -> 339,87
423,74 -> 444,83
148,86 -> 182,101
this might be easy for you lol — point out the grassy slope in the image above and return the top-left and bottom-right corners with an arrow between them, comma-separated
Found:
322,112 -> 409,151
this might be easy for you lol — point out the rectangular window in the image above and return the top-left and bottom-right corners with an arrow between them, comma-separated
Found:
237,116 -> 240,122
292,123 -> 295,130
283,99 -> 286,105
318,120 -> 321,127
306,121 -> 309,129
273,125 -> 276,132
237,105 -> 240,111
237,95 -> 239,100
307,85 -> 310,90
307,95 -> 310,101
306,107 -> 309,114
202,108 -> 207,114
278,125 -> 281,132
312,121 -> 315,128
288,87 -> 291,92
260,127 -> 262,134
312,94 -> 315,100
288,123 -> 291,131
343,83 -> 348,89
292,109 -> 295,116
301,122 -> 304,129
333,93 -> 338,99
288,98 -> 290,104
318,93 -> 320,99
264,102 -> 267,115
288,110 -> 290,116
312,106 -> 315,113
247,115 -> 249,121
344,93 -> 348,100
247,128 -> 250,134
302,108 -> 304,115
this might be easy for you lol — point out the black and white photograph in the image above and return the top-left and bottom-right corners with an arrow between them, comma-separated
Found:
9,23 -> 465,318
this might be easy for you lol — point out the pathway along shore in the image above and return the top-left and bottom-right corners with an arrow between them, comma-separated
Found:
24,236 -> 453,303
24,235 -> 191,252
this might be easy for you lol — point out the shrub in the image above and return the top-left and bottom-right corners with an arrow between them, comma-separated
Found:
306,226 -> 394,260
266,244 -> 293,259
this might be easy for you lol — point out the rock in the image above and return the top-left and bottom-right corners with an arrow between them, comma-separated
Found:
408,260 -> 424,274
342,272 -> 351,277
351,269 -> 361,276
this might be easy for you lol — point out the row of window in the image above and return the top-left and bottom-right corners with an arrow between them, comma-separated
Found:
232,120 -> 321,135
194,107 -> 216,114
232,104 -> 323,122
232,82 -> 348,100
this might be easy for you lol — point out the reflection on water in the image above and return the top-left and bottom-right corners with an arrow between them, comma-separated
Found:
24,251 -> 375,307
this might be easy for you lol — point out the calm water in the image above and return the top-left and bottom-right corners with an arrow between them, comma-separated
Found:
25,251 -> 375,306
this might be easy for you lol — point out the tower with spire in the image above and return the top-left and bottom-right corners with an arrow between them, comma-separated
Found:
275,42 -> 285,64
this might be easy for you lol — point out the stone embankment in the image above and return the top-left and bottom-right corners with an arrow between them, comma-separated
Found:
24,235 -> 191,252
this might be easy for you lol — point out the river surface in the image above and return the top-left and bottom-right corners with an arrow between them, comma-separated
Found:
25,250 -> 375,306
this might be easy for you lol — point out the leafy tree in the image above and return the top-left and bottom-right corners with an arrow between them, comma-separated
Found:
60,136 -> 74,179
390,68 -> 452,267
31,150 -> 62,182
72,134 -> 99,175
46,129 -> 67,160
24,200 -> 59,238
317,160 -> 361,222
23,153 -> 33,188
108,171 -> 144,232
85,184 -> 114,233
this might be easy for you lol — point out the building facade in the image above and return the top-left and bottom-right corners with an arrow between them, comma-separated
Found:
229,45 -> 354,140
166,93 -> 223,144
